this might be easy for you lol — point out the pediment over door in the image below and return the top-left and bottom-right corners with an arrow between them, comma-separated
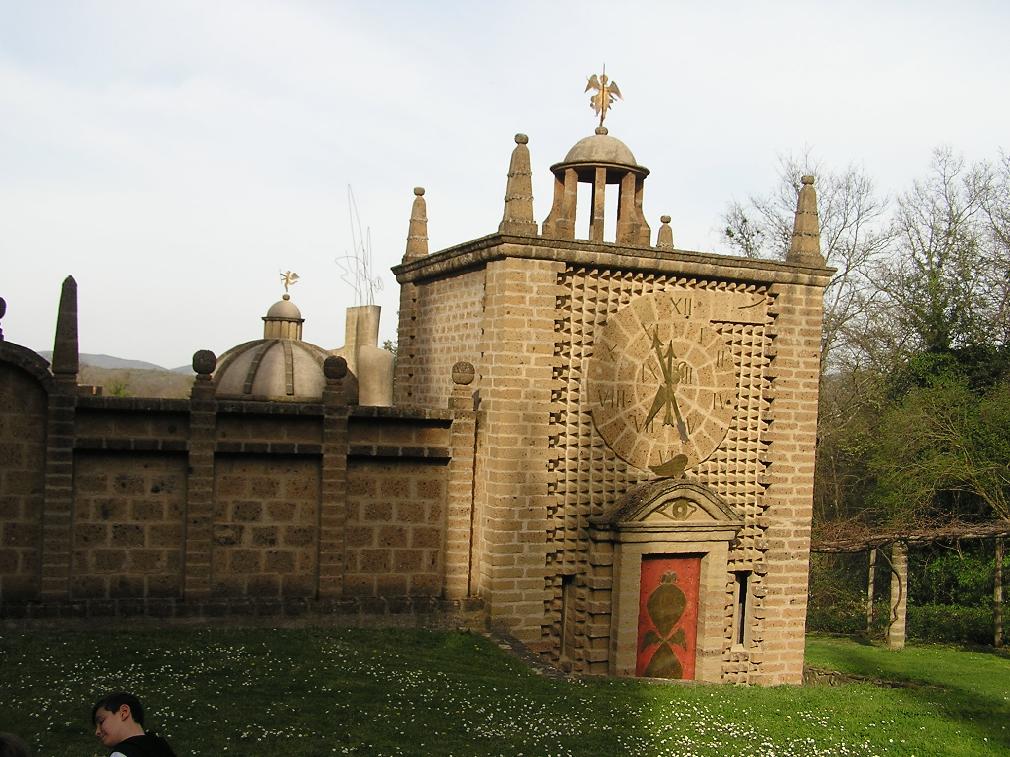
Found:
594,480 -> 744,539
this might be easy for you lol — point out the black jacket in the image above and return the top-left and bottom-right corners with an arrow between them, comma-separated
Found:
110,732 -> 176,757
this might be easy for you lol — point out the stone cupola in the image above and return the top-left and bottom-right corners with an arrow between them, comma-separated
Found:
214,292 -> 328,400
542,126 -> 651,245
262,293 -> 305,340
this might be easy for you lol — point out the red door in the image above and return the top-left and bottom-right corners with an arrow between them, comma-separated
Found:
636,555 -> 701,679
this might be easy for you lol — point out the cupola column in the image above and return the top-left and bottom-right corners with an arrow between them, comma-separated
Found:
616,171 -> 636,243
634,176 -> 649,244
590,167 -> 607,242
544,168 -> 578,239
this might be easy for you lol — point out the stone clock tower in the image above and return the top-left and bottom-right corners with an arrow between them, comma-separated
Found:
393,93 -> 831,684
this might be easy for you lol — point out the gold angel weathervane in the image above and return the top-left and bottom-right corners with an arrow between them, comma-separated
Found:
586,67 -> 622,128
280,270 -> 300,293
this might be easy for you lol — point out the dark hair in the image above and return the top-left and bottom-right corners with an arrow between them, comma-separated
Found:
0,732 -> 31,757
91,692 -> 145,726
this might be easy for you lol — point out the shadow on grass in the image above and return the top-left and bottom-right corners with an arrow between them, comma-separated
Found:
808,636 -> 1010,751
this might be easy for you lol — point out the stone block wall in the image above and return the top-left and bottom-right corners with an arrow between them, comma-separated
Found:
0,364 -> 46,599
345,460 -> 447,597
472,256 -> 562,646
0,367 -> 468,619
212,455 -> 319,597
748,281 -> 824,685
71,452 -> 186,598
408,268 -> 485,409
76,406 -> 189,443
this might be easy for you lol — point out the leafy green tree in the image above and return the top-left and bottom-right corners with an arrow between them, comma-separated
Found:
865,362 -> 1010,526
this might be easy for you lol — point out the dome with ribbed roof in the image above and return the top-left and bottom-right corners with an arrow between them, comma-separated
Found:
214,338 -> 328,400
212,291 -> 326,400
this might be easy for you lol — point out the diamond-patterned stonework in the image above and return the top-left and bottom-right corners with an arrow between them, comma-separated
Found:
547,266 -> 775,676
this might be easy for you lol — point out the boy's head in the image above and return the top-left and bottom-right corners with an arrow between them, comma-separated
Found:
91,692 -> 145,748
0,731 -> 32,757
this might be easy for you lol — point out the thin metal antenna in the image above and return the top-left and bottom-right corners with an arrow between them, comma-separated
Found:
335,185 -> 383,306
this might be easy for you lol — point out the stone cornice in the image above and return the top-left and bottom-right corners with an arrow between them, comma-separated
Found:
392,233 -> 836,288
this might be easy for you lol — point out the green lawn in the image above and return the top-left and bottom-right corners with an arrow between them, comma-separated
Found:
1,627 -> 1007,756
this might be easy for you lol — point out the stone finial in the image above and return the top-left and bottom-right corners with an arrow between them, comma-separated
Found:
656,215 -> 674,249
0,296 -> 6,341
451,361 -> 475,385
403,186 -> 429,262
498,133 -> 538,236
51,276 -> 79,376
786,175 -> 825,266
192,349 -> 217,377
324,355 -> 348,380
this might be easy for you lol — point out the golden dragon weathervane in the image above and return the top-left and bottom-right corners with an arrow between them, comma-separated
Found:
585,67 -> 622,128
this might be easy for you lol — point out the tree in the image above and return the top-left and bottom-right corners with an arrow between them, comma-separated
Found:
982,153 -> 1010,345
866,361 -> 1010,527
722,154 -> 892,369
873,148 -> 994,354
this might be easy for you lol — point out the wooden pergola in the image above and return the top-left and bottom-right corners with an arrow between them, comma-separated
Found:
811,520 -> 1009,650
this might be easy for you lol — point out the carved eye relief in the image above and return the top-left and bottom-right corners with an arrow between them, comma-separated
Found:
655,498 -> 696,521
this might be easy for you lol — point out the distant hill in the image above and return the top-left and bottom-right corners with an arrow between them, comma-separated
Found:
38,351 -> 183,372
36,351 -> 195,398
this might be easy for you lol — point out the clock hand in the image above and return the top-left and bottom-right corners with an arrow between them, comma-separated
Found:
669,385 -> 690,443
645,329 -> 675,428
644,386 -> 667,428
645,328 -> 690,443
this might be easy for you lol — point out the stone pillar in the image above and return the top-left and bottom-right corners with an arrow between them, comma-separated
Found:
39,276 -> 78,600
749,280 -> 826,684
319,356 -> 349,598
633,176 -> 650,245
589,167 -> 606,242
615,171 -> 636,243
888,541 -> 908,650
543,169 -> 577,240
995,535 -> 1004,648
445,361 -> 477,600
866,547 -> 877,633
473,257 -> 562,648
183,350 -> 218,600
499,134 -> 538,236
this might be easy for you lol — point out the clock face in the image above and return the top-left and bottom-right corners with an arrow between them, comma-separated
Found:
587,291 -> 738,475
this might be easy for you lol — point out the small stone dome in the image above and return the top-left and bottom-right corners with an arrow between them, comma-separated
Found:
563,128 -> 638,167
265,294 -> 302,320
214,338 -> 328,400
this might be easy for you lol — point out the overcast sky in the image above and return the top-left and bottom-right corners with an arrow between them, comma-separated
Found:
2,1 -> 1008,368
